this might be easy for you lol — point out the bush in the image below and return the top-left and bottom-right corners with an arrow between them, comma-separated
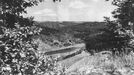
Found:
0,24 -> 65,75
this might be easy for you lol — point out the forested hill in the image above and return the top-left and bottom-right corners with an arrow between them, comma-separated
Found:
37,21 -> 106,33
34,21 -> 106,49
36,21 -> 106,42
60,22 -> 106,33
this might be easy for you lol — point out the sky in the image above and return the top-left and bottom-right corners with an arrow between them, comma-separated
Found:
25,0 -> 116,22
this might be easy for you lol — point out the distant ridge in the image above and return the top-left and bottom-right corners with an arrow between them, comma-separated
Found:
37,21 -> 106,29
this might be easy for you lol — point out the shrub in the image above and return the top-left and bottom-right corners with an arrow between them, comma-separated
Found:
0,24 -> 65,75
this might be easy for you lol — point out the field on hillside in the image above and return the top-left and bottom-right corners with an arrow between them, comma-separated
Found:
36,21 -> 106,41
33,21 -> 106,53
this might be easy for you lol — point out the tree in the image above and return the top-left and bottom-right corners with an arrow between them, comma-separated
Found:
0,0 -> 61,28
111,0 -> 134,30
85,0 -> 134,55
105,0 -> 134,55
0,0 -> 64,75
0,0 -> 45,28
53,0 -> 61,2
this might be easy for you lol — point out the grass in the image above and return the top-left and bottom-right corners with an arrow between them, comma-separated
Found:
35,37 -> 134,75
61,51 -> 134,75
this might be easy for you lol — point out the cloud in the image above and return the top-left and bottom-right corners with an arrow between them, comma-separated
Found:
92,0 -> 99,2
69,0 -> 88,9
57,6 -> 70,21
33,9 -> 57,16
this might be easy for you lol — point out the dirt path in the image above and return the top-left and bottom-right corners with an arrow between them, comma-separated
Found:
44,43 -> 85,55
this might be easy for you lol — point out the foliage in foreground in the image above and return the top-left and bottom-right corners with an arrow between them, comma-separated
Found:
104,0 -> 134,55
0,0 -> 66,75
0,24 -> 65,75
85,0 -> 134,55
66,51 -> 134,75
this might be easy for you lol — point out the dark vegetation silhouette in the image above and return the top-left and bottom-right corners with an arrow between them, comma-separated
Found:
0,0 -> 65,75
85,0 -> 134,55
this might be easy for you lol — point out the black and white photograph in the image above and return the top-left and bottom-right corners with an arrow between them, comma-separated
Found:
0,0 -> 134,75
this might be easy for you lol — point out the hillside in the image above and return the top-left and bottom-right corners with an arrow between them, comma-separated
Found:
60,22 -> 106,32
60,22 -> 106,40
37,21 -> 83,29
37,21 -> 106,30
34,21 -> 107,49
37,21 -> 106,35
